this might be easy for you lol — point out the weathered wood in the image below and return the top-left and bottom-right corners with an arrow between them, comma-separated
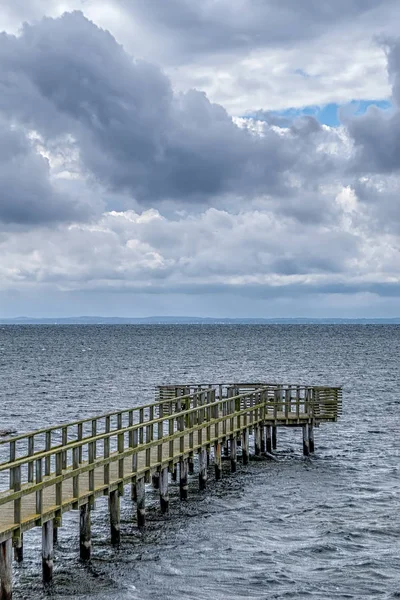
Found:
109,491 -> 120,545
188,454 -> 194,475
214,441 -> 222,480
266,425 -> 272,454
171,466 -> 177,482
272,426 -> 277,450
136,478 -> 146,529
79,504 -> 91,561
13,534 -> 23,563
159,467 -> 169,514
303,424 -> 310,456
241,429 -> 249,465
53,523 -> 58,545
152,471 -> 160,489
254,426 -> 261,456
260,425 -> 266,453
179,459 -> 188,500
309,424 -> 315,453
0,539 -> 12,600
42,520 -> 54,585
0,382 -> 341,554
198,448 -> 207,490
230,437 -> 237,473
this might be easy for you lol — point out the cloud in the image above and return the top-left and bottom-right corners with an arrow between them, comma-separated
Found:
0,7 -> 399,316
0,119 -> 95,225
0,11 -> 346,210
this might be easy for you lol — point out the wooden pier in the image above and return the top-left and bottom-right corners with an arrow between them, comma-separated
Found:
0,382 -> 341,598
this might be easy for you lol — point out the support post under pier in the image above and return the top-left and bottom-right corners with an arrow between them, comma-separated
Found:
198,448 -> 207,490
266,426 -> 272,454
42,520 -> 54,585
272,426 -> 277,450
159,467 -> 169,514
214,442 -> 222,480
242,429 -> 249,465
309,424 -> 315,453
0,538 -> 13,600
109,490 -> 120,546
230,437 -> 237,473
79,503 -> 91,561
136,478 -> 146,529
303,424 -> 310,456
180,459 -> 188,500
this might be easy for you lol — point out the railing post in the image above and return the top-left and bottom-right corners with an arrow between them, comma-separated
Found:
72,447 -> 79,507
104,416 -> 110,487
27,435 -> 34,483
55,452 -> 63,531
131,428 -> 138,500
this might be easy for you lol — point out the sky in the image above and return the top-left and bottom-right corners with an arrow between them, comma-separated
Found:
1,1 -> 400,318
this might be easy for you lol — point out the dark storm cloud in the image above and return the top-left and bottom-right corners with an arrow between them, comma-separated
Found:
0,120 -> 92,225
0,11 -> 341,212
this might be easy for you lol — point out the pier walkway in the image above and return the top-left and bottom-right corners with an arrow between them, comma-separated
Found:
0,382 -> 342,598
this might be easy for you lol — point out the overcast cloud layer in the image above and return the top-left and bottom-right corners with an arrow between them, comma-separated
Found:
0,2 -> 399,317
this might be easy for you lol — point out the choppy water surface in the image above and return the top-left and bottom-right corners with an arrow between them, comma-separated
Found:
1,325 -> 399,599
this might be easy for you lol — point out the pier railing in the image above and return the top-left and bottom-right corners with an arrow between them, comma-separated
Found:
0,382 -> 342,598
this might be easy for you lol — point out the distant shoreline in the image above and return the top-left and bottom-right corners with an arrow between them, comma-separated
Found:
1,317 -> 400,325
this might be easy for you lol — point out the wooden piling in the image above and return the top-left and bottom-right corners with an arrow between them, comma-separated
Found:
136,478 -> 146,528
214,441 -> 222,480
0,539 -> 12,600
13,534 -> 23,563
171,466 -> 177,482
272,426 -> 277,450
266,425 -> 272,454
254,426 -> 261,455
242,429 -> 249,465
230,437 -> 237,472
303,424 -> 310,456
159,467 -> 169,514
152,471 -> 160,489
179,459 -> 188,500
53,522 -> 58,546
42,520 -> 54,585
131,481 -> 137,502
188,454 -> 194,475
198,448 -> 207,490
79,504 -> 91,561
109,491 -> 120,545
309,424 -> 315,453
260,425 -> 266,453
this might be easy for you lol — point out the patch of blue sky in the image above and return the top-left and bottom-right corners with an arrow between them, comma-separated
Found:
247,100 -> 392,127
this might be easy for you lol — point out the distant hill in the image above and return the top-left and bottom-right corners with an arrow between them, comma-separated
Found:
1,316 -> 400,325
